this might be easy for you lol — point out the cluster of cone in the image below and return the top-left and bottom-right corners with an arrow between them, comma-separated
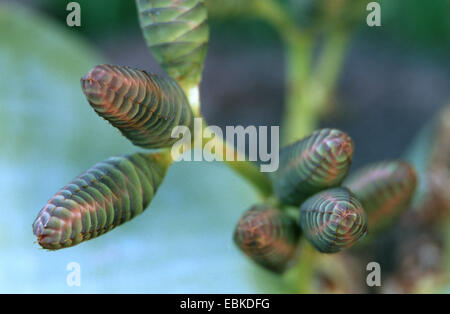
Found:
32,1 -> 417,278
32,64 -> 192,249
233,129 -> 417,273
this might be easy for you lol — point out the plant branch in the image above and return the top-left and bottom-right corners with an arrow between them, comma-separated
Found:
178,61 -> 272,198
207,135 -> 273,198
282,29 -> 350,144
277,23 -> 351,294
281,35 -> 315,144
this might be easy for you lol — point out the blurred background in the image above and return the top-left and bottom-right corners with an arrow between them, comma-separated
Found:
0,0 -> 448,293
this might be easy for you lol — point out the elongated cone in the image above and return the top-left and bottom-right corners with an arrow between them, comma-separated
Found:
407,103 -> 450,223
271,128 -> 354,206
299,187 -> 368,253
81,64 -> 194,149
233,205 -> 301,273
346,161 -> 417,234
136,0 -> 209,88
32,152 -> 171,250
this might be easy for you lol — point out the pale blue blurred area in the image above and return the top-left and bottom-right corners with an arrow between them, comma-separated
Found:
0,3 -> 294,293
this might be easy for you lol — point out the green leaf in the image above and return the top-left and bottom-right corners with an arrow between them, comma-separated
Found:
136,0 -> 209,89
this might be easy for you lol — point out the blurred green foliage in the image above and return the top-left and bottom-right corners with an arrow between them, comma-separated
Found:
380,0 -> 450,50
35,0 -> 450,51
41,0 -> 139,38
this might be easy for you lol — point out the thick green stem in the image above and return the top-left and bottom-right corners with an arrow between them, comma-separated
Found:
315,31 -> 350,92
181,73 -> 272,197
282,30 -> 350,145
282,36 -> 315,144
250,0 -> 352,291
207,135 -> 273,198
171,131 -> 273,198
281,29 -> 351,292
172,116 -> 274,198
295,243 -> 320,293
201,0 -> 353,292
283,207 -> 320,293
